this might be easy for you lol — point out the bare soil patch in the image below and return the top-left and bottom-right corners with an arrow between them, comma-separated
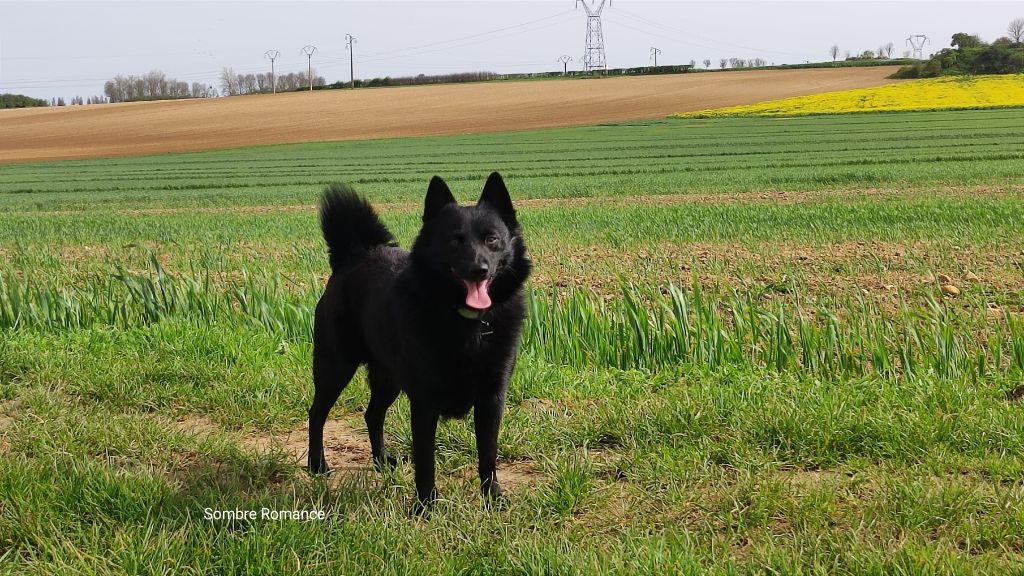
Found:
450,458 -> 544,491
777,468 -> 846,490
171,413 -> 541,489
0,425 -> 9,452
0,67 -> 900,164
172,413 -> 371,472
0,401 -> 19,453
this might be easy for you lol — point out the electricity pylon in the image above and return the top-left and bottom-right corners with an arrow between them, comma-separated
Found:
576,0 -> 609,72
264,50 -> 279,94
906,35 -> 930,59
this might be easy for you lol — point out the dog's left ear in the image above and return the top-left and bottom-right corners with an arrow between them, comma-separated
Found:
478,172 -> 518,228
424,175 -> 456,221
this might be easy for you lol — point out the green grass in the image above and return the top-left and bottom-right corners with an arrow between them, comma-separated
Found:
2,108 -> 1023,211
2,109 -> 1024,574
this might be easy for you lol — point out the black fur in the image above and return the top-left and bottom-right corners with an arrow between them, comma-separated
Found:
319,182 -> 395,271
308,172 -> 532,511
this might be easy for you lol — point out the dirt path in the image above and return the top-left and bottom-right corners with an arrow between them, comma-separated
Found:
0,67 -> 901,164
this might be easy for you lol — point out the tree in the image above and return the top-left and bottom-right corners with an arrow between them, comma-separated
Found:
1009,17 -> 1024,43
219,67 -> 239,96
719,58 -> 727,69
893,29 -> 1024,78
830,44 -> 839,62
0,93 -> 49,108
703,58 -> 711,69
144,70 -> 165,98
951,33 -> 982,49
883,42 -> 894,58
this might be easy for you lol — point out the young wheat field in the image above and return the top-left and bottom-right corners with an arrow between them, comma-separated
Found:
1,108 -> 1024,574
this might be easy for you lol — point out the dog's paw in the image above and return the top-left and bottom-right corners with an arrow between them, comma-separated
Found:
372,452 -> 400,472
307,457 -> 330,475
410,489 -> 438,517
481,479 -> 505,509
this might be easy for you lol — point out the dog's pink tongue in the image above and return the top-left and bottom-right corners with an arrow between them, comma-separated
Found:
462,279 -> 492,310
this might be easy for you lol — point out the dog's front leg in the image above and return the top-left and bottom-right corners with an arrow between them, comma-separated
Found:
474,391 -> 505,502
410,402 -> 439,514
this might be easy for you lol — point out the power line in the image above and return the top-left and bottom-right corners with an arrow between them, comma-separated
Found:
4,9 -> 578,92
650,46 -> 661,67
613,6 -> 806,59
341,11 -> 577,67
350,8 -> 575,64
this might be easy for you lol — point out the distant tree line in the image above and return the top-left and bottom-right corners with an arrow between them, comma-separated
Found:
4,95 -> 110,107
104,70 -> 215,103
324,71 -> 497,89
0,93 -> 49,109
218,67 -> 326,95
894,21 -> 1024,78
717,58 -> 769,69
845,42 -> 896,61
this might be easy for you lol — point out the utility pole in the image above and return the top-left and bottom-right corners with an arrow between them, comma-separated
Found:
576,0 -> 609,72
650,47 -> 661,67
557,55 -> 573,75
906,35 -> 930,59
345,34 -> 357,89
264,50 -> 280,94
301,45 -> 318,91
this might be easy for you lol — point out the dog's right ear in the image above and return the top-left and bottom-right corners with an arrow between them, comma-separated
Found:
424,176 -> 456,221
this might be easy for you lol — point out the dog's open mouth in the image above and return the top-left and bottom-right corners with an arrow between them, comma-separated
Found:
461,279 -> 492,310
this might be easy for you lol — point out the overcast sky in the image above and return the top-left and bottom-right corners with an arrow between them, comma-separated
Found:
1,0 -> 1020,100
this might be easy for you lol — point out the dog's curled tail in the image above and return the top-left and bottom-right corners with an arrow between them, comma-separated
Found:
319,183 -> 395,271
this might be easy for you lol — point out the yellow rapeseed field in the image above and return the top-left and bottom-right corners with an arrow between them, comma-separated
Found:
675,74 -> 1024,118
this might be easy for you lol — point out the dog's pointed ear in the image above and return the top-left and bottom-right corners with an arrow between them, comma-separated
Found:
424,176 -> 456,221
478,172 -> 517,227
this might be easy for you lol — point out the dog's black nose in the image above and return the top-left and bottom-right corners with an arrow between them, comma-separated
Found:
469,264 -> 488,280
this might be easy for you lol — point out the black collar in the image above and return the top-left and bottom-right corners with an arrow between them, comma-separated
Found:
456,307 -> 494,337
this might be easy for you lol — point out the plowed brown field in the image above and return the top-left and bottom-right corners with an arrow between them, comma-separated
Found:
0,66 -> 900,163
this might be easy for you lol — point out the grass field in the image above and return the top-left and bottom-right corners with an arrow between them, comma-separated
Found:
2,108 -> 1024,573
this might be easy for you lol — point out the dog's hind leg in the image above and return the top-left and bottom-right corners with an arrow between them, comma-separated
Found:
308,350 -> 358,474
365,367 -> 401,470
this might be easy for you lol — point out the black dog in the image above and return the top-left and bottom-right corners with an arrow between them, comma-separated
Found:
308,172 -> 531,510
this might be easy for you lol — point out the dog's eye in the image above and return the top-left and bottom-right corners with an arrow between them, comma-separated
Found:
449,234 -> 465,248
485,235 -> 500,247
